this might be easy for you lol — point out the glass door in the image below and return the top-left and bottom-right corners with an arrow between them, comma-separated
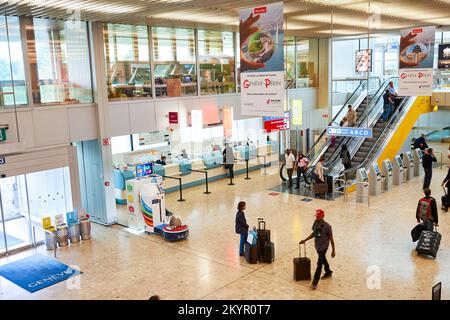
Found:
0,175 -> 32,255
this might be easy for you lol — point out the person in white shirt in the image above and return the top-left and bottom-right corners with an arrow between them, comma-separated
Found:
284,149 -> 296,187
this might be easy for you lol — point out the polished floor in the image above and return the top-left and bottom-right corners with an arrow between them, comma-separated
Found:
0,166 -> 449,300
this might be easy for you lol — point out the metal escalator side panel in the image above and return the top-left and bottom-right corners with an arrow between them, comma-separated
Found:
375,96 -> 433,169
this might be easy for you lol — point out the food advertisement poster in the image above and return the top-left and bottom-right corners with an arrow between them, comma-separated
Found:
240,2 -> 285,116
438,44 -> 450,69
355,49 -> 372,72
398,26 -> 435,96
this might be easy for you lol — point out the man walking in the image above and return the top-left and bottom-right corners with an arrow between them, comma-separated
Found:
422,148 -> 437,190
284,149 -> 296,187
416,188 -> 439,231
300,209 -> 336,289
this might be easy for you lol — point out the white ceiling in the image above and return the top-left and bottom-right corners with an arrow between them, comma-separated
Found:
1,0 -> 450,37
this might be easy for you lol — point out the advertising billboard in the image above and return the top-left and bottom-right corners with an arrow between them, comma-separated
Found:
438,44 -> 450,69
355,49 -> 372,72
240,2 -> 285,116
398,26 -> 435,96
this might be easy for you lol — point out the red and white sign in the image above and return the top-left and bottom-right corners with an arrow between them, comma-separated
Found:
241,72 -> 285,116
102,138 -> 110,146
254,6 -> 267,14
398,69 -> 433,96
263,111 -> 290,133
168,112 -> 178,124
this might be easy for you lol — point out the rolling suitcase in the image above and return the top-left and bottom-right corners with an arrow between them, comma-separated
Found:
257,218 -> 270,260
441,187 -> 449,211
293,243 -> 311,281
411,223 -> 425,242
313,182 -> 328,196
262,241 -> 275,263
245,242 -> 258,264
416,228 -> 441,259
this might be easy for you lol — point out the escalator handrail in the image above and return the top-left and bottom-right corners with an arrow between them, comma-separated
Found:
339,96 -> 410,177
320,78 -> 398,177
304,79 -> 367,159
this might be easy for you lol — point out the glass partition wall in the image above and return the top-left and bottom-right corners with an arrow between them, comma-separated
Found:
104,23 -> 152,100
152,27 -> 197,97
24,17 -> 93,105
0,15 -> 27,108
198,30 -> 236,95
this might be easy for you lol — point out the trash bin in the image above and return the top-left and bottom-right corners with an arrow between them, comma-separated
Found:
56,225 -> 69,247
80,219 -> 91,240
68,223 -> 81,244
45,230 -> 57,250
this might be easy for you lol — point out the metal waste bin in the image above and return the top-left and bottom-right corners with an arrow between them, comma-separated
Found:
56,225 -> 69,247
80,219 -> 91,240
69,223 -> 81,244
45,230 -> 57,250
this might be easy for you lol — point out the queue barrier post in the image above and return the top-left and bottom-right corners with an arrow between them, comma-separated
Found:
187,169 -> 211,194
162,175 -> 185,202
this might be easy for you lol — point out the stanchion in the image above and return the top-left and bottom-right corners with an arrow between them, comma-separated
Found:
163,175 -> 185,202
228,173 -> 235,186
257,155 -> 268,175
187,169 -> 211,194
245,160 -> 251,180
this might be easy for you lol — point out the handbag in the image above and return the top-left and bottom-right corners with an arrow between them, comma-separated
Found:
247,229 -> 258,246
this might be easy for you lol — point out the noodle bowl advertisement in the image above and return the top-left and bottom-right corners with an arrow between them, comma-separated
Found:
239,2 -> 285,117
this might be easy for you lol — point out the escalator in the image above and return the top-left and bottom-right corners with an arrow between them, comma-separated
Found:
280,76 -> 433,191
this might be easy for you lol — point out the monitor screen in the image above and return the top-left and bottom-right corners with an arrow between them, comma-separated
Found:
136,162 -> 153,178
385,161 -> 392,170
407,153 -> 413,161
355,49 -> 372,72
396,156 -> 403,166
438,44 -> 450,69
373,165 -> 380,174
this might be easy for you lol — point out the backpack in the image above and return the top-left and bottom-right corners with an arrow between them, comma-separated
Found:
418,198 -> 433,221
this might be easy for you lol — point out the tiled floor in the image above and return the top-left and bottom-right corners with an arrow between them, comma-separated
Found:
0,166 -> 449,300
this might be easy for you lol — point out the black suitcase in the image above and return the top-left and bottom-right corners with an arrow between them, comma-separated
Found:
245,242 -> 258,264
257,218 -> 270,260
416,229 -> 441,259
411,223 -> 425,242
293,244 -> 311,281
263,242 -> 275,263
442,187 -> 449,210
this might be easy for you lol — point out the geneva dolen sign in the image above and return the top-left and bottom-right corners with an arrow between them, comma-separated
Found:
241,72 -> 284,116
327,126 -> 373,138
398,69 -> 433,96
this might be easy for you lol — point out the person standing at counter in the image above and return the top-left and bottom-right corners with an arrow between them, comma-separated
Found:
155,156 -> 167,166
223,143 -> 235,179
235,201 -> 249,256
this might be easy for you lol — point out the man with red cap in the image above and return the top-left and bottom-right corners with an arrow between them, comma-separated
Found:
300,209 -> 336,289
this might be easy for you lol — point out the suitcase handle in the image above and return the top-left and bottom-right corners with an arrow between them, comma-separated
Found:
258,218 -> 266,230
299,243 -> 307,258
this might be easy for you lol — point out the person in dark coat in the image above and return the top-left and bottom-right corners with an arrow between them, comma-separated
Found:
422,148 -> 437,190
442,166 -> 450,212
235,201 -> 249,256
414,134 -> 428,151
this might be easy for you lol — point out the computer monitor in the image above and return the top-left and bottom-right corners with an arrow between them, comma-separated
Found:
373,164 -> 380,174
136,162 -> 153,178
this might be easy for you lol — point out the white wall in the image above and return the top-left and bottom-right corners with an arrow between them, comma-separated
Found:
0,105 -> 99,155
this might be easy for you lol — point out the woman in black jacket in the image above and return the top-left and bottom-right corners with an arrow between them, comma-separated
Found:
235,201 -> 249,256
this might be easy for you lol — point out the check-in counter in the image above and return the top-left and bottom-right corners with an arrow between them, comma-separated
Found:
115,144 -> 275,196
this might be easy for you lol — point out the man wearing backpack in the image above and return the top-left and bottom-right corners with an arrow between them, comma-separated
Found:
416,188 -> 439,231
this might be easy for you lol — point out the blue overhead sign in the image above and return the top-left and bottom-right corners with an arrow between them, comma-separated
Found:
327,126 -> 373,138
